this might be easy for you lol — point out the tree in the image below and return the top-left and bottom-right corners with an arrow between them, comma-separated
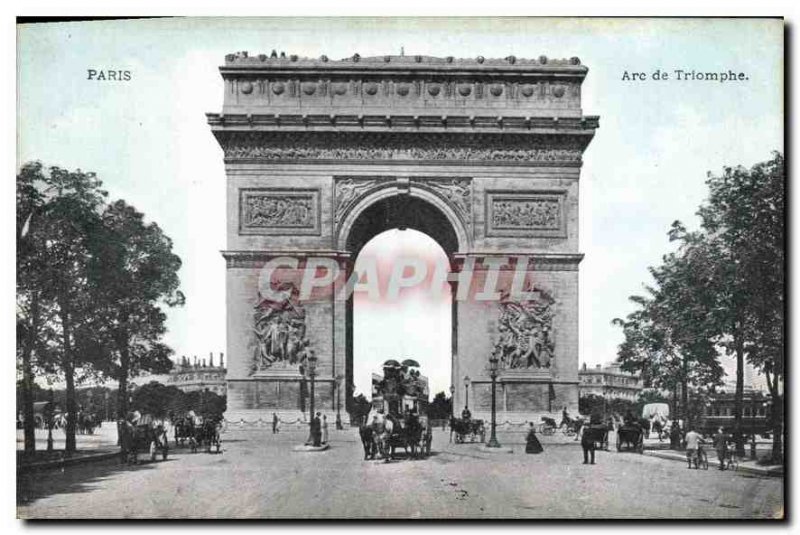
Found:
17,163 -> 108,454
614,229 -> 725,428
130,382 -> 184,419
615,152 -> 784,461
428,391 -> 452,420
696,153 -> 785,460
88,200 -> 184,419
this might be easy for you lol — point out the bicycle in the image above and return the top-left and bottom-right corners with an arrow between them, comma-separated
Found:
695,445 -> 709,470
686,445 -> 709,470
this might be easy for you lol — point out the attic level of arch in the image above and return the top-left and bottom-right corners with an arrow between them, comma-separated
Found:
215,54 -> 593,119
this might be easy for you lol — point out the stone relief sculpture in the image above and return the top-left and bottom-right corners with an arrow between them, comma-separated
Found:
421,178 -> 472,225
334,178 -> 381,226
492,198 -> 561,230
251,282 -> 311,373
494,287 -> 556,369
242,193 -> 314,229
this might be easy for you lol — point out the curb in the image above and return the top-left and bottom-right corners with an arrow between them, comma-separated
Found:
642,450 -> 783,478
17,451 -> 119,473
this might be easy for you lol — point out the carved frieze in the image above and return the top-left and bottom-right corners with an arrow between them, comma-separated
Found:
220,132 -> 584,163
493,286 -> 556,370
239,188 -> 321,235
485,190 -> 567,238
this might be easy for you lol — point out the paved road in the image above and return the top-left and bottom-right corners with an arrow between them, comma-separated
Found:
17,427 -> 783,519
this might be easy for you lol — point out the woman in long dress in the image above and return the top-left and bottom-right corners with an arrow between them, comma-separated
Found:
525,422 -> 544,454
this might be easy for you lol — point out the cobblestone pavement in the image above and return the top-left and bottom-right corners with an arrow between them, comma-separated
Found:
17,427 -> 784,519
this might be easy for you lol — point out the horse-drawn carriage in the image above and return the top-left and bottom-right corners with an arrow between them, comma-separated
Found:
450,417 -> 485,443
360,410 -> 432,461
616,421 -> 645,453
118,419 -> 169,464
171,413 -> 222,453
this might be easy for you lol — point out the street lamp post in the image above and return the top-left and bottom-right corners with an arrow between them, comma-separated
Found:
486,352 -> 501,448
307,351 -> 317,424
335,374 -> 343,428
463,376 -> 471,412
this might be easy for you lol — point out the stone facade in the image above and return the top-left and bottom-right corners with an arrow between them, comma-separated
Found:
167,354 -> 227,396
578,363 -> 643,402
208,52 -> 598,423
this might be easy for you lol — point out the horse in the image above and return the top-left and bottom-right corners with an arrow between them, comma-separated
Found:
651,415 -> 666,441
191,418 -> 222,453
365,410 -> 395,460
77,411 -> 98,435
358,424 -> 377,460
172,415 -> 195,447
118,419 -> 169,464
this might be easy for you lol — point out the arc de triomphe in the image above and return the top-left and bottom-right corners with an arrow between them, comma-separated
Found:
207,52 -> 598,423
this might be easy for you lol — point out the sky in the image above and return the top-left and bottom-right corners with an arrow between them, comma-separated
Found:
16,18 -> 783,398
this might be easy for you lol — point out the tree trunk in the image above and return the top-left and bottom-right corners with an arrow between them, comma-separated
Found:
118,344 -> 130,419
733,328 -> 745,457
765,370 -> 782,463
681,356 -> 689,427
21,292 -> 39,455
58,297 -> 77,455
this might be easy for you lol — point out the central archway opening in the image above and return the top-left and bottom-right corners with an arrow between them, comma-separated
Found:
344,194 -> 460,422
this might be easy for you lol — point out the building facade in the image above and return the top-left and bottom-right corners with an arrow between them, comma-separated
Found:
579,362 -> 642,402
166,353 -> 227,396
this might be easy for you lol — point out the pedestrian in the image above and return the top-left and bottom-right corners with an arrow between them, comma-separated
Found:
581,419 -> 601,465
335,412 -> 343,430
670,420 -> 682,450
311,412 -> 322,447
713,427 -> 728,471
525,423 -> 543,454
322,414 -> 329,445
272,412 -> 279,434
684,426 -> 703,468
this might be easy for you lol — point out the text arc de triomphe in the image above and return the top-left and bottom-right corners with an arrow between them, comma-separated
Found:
208,52 -> 599,423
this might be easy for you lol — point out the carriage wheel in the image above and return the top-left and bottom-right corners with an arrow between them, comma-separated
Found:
149,441 -> 157,461
616,434 -> 622,452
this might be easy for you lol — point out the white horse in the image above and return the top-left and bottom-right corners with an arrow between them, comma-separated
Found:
366,409 -> 394,460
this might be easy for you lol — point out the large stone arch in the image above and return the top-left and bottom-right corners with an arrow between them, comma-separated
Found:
210,52 -> 598,424
336,180 -> 470,254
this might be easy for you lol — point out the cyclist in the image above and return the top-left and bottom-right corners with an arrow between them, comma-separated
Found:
684,426 -> 705,468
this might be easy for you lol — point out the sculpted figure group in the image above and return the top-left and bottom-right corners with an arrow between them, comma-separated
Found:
494,289 -> 556,369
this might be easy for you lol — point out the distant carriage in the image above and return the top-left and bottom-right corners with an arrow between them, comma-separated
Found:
191,418 -> 222,454
172,415 -> 196,447
118,419 -> 169,464
616,421 -> 645,453
450,417 -> 485,444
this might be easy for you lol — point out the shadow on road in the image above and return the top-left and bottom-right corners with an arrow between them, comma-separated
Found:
17,457 -> 165,507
